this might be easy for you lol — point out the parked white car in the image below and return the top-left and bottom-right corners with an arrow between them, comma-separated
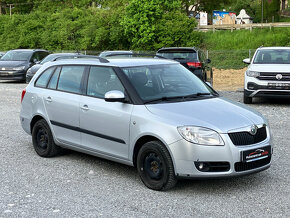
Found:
243,47 -> 290,104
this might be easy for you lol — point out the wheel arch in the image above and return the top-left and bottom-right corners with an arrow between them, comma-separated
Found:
30,114 -> 47,133
132,135 -> 176,170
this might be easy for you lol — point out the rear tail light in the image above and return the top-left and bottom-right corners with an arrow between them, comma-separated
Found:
21,89 -> 26,103
187,62 -> 202,68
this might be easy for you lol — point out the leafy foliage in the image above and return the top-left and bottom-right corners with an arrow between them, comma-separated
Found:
122,0 -> 201,50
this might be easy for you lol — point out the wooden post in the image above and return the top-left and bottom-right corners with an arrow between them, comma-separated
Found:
9,4 -> 12,17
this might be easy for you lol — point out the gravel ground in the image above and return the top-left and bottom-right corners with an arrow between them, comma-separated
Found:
0,81 -> 289,217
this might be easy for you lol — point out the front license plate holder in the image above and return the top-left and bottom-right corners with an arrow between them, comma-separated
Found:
242,146 -> 271,163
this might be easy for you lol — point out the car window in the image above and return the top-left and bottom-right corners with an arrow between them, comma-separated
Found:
31,52 -> 41,62
57,66 -> 85,94
253,49 -> 290,64
1,50 -> 32,61
35,67 -> 55,88
157,51 -> 197,60
87,66 -> 124,98
122,64 -> 212,101
47,67 -> 61,89
39,51 -> 49,60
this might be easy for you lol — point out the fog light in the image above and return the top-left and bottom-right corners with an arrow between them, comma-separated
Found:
198,163 -> 204,170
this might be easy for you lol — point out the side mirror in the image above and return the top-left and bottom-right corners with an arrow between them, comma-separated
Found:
207,59 -> 211,64
32,58 -> 38,64
104,90 -> 126,102
243,58 -> 251,64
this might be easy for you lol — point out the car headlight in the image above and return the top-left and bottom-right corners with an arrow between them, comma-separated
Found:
177,126 -> 224,146
246,70 -> 260,77
13,66 -> 25,71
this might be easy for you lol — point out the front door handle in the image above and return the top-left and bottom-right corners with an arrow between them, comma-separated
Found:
81,105 -> 89,111
46,96 -> 52,102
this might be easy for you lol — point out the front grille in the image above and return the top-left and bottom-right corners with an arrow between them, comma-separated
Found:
228,127 -> 267,146
257,72 -> 290,81
235,155 -> 271,172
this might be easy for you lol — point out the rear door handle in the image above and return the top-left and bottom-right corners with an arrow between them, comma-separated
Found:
46,97 -> 52,102
81,105 -> 89,111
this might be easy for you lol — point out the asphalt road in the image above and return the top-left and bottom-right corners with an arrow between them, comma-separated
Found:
0,81 -> 289,217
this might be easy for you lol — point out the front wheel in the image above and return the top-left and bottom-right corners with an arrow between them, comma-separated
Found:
137,141 -> 177,191
32,119 -> 63,157
243,92 -> 252,104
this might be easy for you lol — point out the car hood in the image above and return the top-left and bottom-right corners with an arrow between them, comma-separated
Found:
0,60 -> 28,68
250,64 -> 290,73
29,64 -> 42,73
145,97 -> 265,133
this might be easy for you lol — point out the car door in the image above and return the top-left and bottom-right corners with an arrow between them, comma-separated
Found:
43,65 -> 86,146
80,66 -> 133,160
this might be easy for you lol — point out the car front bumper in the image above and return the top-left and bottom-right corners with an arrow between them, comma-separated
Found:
244,76 -> 290,98
168,127 -> 272,178
0,70 -> 26,81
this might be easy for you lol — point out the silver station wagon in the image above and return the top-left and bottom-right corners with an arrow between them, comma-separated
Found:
20,58 -> 273,190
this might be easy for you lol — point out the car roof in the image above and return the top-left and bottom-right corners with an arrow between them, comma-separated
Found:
9,49 -> 47,52
157,47 -> 197,52
44,58 -> 177,68
258,47 -> 290,50
47,53 -> 80,57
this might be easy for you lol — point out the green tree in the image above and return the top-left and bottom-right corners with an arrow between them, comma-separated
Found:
122,0 -> 201,50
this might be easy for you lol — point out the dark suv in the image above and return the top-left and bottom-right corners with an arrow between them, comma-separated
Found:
0,49 -> 49,82
156,47 -> 213,84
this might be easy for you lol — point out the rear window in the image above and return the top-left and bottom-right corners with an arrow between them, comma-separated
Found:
157,50 -> 197,60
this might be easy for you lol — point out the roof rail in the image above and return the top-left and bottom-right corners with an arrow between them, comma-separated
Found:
105,53 -> 167,59
53,55 -> 110,63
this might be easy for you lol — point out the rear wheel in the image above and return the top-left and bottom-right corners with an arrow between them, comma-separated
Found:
32,119 -> 63,157
243,92 -> 252,104
137,141 -> 177,191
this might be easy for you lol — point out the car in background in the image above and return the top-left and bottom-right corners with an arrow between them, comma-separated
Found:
0,49 -> 49,82
99,50 -> 133,58
20,57 -> 272,190
26,53 -> 82,82
0,52 -> 5,58
243,47 -> 290,104
156,47 -> 213,84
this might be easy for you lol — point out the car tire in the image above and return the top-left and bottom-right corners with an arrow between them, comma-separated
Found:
137,141 -> 177,191
32,119 -> 63,157
243,93 -> 252,104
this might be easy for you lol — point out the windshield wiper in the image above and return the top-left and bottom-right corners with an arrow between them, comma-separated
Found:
183,92 -> 212,98
144,93 -> 214,104
144,96 -> 186,104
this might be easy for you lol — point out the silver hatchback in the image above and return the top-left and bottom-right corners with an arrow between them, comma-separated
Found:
20,58 -> 273,190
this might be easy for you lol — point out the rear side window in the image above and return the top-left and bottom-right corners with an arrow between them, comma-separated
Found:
47,67 -> 61,89
35,67 -> 55,88
57,66 -> 85,94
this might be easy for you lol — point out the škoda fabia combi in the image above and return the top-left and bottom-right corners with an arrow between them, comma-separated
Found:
20,57 -> 273,190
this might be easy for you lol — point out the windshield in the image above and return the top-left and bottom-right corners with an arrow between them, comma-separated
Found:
253,49 -> 290,64
1,50 -> 32,61
157,51 -> 197,60
122,64 -> 215,103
